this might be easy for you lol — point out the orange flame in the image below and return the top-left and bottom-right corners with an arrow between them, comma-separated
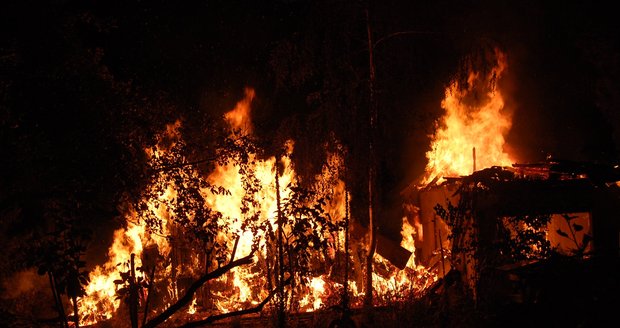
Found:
224,87 -> 255,133
423,49 -> 513,184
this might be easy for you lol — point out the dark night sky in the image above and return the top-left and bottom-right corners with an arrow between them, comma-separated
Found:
1,0 -> 619,252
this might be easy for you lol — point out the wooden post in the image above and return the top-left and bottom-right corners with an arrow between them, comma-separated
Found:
473,147 -> 476,173
130,253 -> 138,328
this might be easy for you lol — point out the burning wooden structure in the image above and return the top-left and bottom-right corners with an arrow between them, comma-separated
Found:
402,160 -> 620,313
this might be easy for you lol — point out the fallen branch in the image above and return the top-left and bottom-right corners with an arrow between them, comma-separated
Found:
143,251 -> 255,328
178,277 -> 291,328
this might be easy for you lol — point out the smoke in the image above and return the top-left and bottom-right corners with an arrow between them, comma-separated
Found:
0,268 -> 61,321
1,268 -> 48,300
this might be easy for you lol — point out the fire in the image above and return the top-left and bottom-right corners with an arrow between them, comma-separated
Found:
400,216 -> 418,269
78,87 -> 435,327
207,151 -> 296,312
79,222 -> 147,325
224,87 -> 255,133
77,89 -> 305,325
371,217 -> 436,303
299,276 -> 328,311
187,297 -> 197,315
423,49 -> 513,184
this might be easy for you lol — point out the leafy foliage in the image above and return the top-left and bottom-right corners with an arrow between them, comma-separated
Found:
113,259 -> 148,303
498,214 -> 552,262
280,185 -> 339,280
34,200 -> 92,326
259,181 -> 341,315
434,200 -> 475,258
136,126 -> 264,268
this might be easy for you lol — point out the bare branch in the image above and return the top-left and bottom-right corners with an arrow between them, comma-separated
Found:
143,251 -> 255,328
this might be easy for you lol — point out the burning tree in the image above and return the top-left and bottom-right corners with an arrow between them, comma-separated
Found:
69,81 -> 442,328
76,89 -> 363,327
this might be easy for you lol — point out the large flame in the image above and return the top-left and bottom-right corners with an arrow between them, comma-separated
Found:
78,87 -> 434,326
423,49 -> 513,184
224,87 -> 255,133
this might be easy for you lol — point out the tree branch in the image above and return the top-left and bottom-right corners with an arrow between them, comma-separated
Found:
152,157 -> 216,172
143,251 -> 255,328
178,277 -> 291,328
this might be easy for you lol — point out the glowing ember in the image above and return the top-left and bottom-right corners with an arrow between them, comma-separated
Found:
423,49 -> 513,184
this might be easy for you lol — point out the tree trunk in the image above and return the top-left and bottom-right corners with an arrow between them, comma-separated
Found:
72,296 -> 80,328
142,265 -> 156,327
343,186 -> 350,310
48,272 -> 68,328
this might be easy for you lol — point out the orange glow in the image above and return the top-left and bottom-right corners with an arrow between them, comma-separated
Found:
423,49 -> 513,184
224,87 -> 255,133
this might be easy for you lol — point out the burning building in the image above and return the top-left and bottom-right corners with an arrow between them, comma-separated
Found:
398,48 -> 620,326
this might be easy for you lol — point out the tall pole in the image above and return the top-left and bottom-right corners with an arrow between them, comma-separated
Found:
343,186 -> 350,310
473,147 -> 477,173
275,155 -> 286,328
364,6 -> 378,312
